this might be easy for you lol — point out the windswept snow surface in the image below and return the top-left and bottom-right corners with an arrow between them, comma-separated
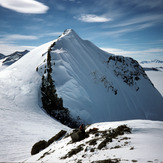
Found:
0,41 -> 69,162
24,120 -> 163,163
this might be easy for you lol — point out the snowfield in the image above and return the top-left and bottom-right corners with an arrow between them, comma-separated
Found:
24,120 -> 163,163
0,41 -> 69,162
0,29 -> 163,162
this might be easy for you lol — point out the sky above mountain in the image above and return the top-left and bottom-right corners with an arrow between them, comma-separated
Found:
0,0 -> 163,61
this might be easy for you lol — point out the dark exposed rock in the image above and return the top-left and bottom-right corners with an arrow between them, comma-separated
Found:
97,137 -> 112,150
91,158 -> 120,163
47,130 -> 67,146
61,144 -> 84,159
107,55 -> 153,89
31,140 -> 48,155
97,125 -> 131,150
60,125 -> 132,161
71,130 -> 87,142
31,130 -> 66,155
0,53 -> 5,59
40,42 -> 81,128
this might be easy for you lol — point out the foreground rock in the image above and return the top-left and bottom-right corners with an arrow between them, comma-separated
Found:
31,130 -> 66,155
24,120 -> 163,163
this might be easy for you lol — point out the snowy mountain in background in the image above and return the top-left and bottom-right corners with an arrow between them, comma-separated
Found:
0,29 -> 163,162
140,60 -> 163,96
2,50 -> 29,65
140,59 -> 163,64
0,53 -> 5,59
0,50 -> 29,71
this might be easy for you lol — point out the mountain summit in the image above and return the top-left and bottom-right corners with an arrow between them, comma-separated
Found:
36,29 -> 163,124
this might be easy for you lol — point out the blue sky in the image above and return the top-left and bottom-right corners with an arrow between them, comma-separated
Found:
0,0 -> 163,61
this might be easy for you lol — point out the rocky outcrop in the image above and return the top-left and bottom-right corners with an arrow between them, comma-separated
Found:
40,42 -> 81,128
31,130 -> 67,155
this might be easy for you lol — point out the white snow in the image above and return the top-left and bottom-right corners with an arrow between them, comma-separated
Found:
0,40 -> 69,162
0,29 -> 163,162
24,120 -> 163,163
140,61 -> 163,96
43,29 -> 163,123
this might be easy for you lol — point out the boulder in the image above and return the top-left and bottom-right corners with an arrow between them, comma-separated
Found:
47,130 -> 67,146
31,140 -> 47,155
71,130 -> 85,142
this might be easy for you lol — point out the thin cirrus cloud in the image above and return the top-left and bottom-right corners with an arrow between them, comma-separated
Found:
101,47 -> 163,61
0,0 -> 49,14
75,14 -> 112,23
110,14 -> 163,28
0,43 -> 36,55
1,34 -> 38,42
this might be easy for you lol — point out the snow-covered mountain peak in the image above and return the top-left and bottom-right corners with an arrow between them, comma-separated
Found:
58,29 -> 81,41
63,29 -> 75,35
36,29 -> 163,124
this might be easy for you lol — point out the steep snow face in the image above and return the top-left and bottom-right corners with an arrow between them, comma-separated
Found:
38,29 -> 163,123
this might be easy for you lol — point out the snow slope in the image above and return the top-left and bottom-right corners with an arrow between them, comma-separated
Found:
24,120 -> 163,163
0,29 -> 163,162
140,61 -> 163,96
38,29 -> 163,123
0,41 -> 69,162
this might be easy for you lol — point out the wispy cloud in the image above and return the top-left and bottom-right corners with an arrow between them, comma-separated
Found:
0,34 -> 38,43
0,34 -> 38,54
131,0 -> 163,9
0,0 -> 49,14
75,14 -> 112,23
99,22 -> 154,38
101,47 -> 163,61
42,32 -> 62,37
108,14 -> 163,28
0,43 -> 36,55
102,47 -> 163,55
0,32 -> 62,55
6,34 -> 38,41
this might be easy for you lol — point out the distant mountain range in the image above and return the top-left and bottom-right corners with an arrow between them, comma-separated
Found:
0,50 -> 29,65
140,59 -> 163,64
0,53 -> 5,59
